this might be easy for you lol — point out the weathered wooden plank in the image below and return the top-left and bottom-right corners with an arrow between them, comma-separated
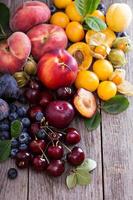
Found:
102,1 -> 133,200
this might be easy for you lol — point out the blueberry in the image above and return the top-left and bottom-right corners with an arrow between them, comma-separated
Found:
21,117 -> 30,128
10,148 -> 19,158
0,98 -> 9,121
0,74 -> 20,99
11,139 -> 19,148
50,5 -> 57,14
18,132 -> 29,144
35,112 -> 44,122
115,32 -> 128,37
8,168 -> 18,180
17,106 -> 27,117
0,123 -> 9,131
19,143 -> 28,150
9,112 -> 18,121
10,104 -> 17,113
97,3 -> 106,14
0,131 -> 10,140
36,129 -> 46,139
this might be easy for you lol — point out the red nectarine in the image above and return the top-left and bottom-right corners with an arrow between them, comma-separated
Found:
37,49 -> 78,89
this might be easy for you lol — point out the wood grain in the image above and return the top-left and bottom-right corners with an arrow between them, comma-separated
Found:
102,1 -> 133,200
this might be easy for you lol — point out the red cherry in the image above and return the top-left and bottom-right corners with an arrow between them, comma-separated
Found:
24,88 -> 39,104
67,147 -> 85,166
47,160 -> 65,177
56,87 -> 75,100
28,106 -> 43,121
47,145 -> 64,160
32,155 -> 48,171
39,91 -> 53,109
29,140 -> 46,154
16,151 -> 30,169
65,128 -> 81,145
29,80 -> 40,90
29,123 -> 40,138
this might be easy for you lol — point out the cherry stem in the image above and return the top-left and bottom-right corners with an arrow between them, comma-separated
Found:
59,141 -> 71,152
39,146 -> 49,164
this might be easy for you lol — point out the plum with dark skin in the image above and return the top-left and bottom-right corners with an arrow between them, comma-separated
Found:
24,88 -> 39,104
45,100 -> 75,129
56,87 -> 75,100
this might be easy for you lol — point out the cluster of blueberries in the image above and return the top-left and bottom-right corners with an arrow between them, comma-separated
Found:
0,103 -> 45,159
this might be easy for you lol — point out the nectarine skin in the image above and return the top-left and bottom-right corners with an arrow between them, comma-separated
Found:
37,49 -> 78,90
10,1 -> 51,32
27,24 -> 68,60
0,32 -> 31,74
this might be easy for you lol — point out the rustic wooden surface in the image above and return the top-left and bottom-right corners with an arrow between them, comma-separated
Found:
0,0 -> 133,200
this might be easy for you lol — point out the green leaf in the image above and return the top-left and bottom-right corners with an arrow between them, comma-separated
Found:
11,120 -> 23,138
77,158 -> 97,172
76,170 -> 91,185
75,0 -> 100,16
66,173 -> 77,189
0,140 -> 11,162
84,111 -> 101,131
85,16 -> 107,31
102,95 -> 129,114
0,3 -> 10,30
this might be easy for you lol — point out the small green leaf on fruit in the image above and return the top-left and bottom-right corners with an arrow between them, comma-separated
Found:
11,120 -> 23,138
84,111 -> 101,131
76,170 -> 91,185
75,0 -> 100,16
85,16 -> 107,31
0,3 -> 10,30
77,158 -> 97,172
66,173 -> 77,189
0,140 -> 11,162
102,95 -> 129,114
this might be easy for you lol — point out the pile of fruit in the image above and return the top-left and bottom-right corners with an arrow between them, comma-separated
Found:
0,0 -> 133,189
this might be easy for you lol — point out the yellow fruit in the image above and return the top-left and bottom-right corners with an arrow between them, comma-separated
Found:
54,0 -> 72,9
65,2 -> 83,22
102,28 -> 116,47
50,12 -> 69,28
94,45 -> 107,57
66,22 -> 85,42
75,70 -> 99,92
106,3 -> 132,32
85,30 -> 96,45
91,10 -> 105,21
93,60 -> 113,81
85,28 -> 116,47
97,81 -> 117,101
68,42 -> 93,70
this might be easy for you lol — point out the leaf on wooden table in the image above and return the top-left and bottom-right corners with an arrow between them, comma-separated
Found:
84,111 -> 101,131
0,140 -> 11,162
102,95 -> 129,114
66,173 -> 77,189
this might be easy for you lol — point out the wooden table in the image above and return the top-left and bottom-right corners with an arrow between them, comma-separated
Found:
0,0 -> 133,200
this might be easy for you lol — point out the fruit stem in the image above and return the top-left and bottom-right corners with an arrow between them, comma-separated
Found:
60,141 -> 71,152
39,147 -> 50,164
59,62 -> 72,72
